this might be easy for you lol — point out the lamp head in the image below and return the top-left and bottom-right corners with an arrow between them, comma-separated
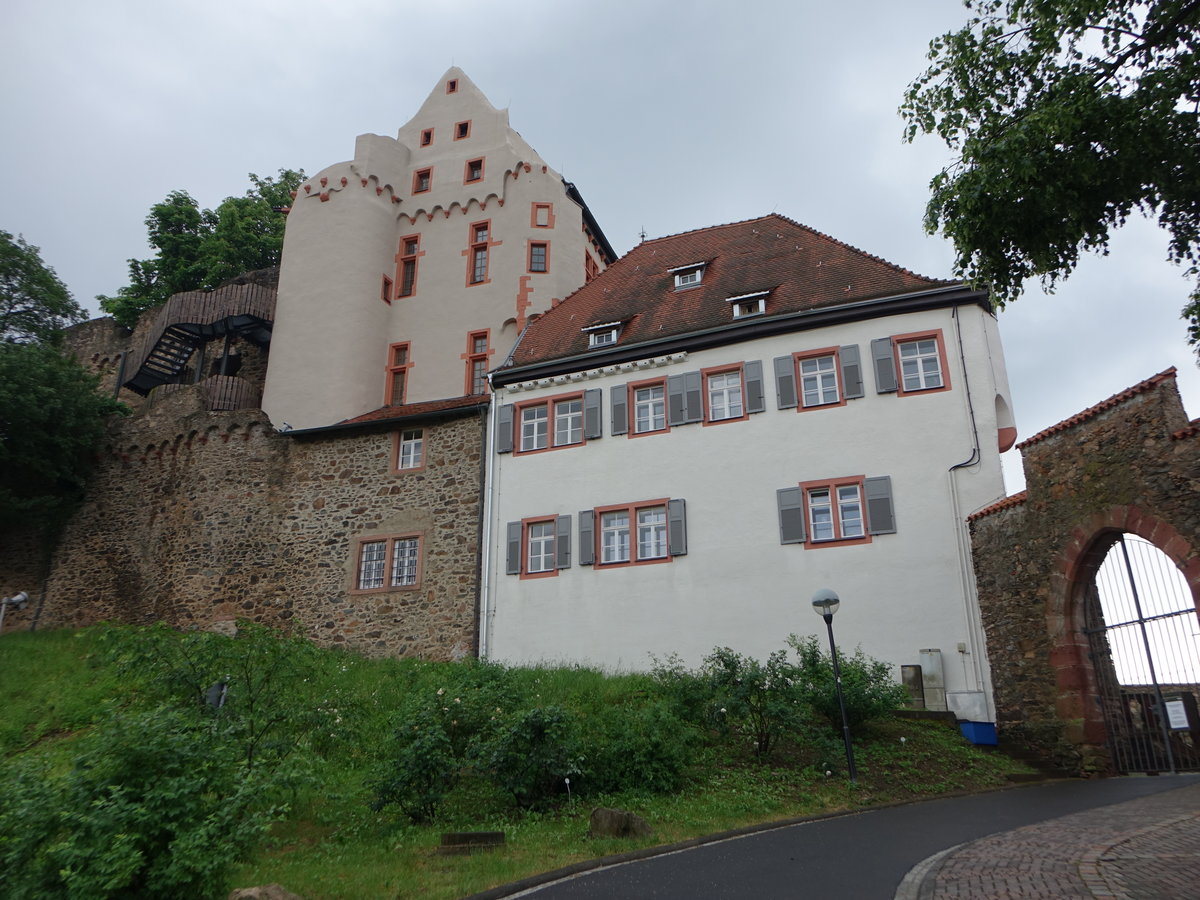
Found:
811,588 -> 840,618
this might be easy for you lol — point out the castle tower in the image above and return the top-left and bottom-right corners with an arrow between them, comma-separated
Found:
263,68 -> 614,430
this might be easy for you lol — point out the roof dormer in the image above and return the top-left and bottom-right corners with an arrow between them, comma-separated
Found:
726,290 -> 770,319
582,320 -> 624,348
669,262 -> 706,290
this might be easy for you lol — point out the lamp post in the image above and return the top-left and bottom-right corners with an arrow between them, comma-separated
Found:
812,588 -> 857,784
0,592 -> 29,635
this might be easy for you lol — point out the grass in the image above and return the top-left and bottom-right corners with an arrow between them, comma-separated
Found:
0,626 -> 1037,900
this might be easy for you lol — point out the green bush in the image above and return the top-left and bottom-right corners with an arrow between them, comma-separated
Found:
788,634 -> 908,736
370,708 -> 458,824
583,700 -> 696,794
0,707 -> 291,900
481,705 -> 581,809
703,647 -> 808,759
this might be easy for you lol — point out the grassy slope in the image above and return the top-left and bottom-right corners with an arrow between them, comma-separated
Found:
0,629 -> 1035,900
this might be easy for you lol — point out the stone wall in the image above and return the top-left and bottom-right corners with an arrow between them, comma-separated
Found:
25,383 -> 484,659
970,370 -> 1200,772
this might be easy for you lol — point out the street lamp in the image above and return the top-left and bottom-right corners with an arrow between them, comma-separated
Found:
0,592 -> 30,634
812,588 -> 857,783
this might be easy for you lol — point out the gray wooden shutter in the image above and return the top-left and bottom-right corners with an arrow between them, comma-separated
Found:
744,360 -> 765,413
578,509 -> 595,565
774,355 -> 797,409
506,521 -> 522,574
777,487 -> 806,544
496,404 -> 514,453
840,345 -> 864,399
583,389 -> 602,440
864,476 -> 896,534
683,371 -> 703,423
668,498 -> 687,556
610,385 -> 628,436
871,337 -> 898,393
667,373 -> 686,425
555,514 -> 572,569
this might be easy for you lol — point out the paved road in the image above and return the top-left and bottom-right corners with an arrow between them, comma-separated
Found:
479,775 -> 1199,899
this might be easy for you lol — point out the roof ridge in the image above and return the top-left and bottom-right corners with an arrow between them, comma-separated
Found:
764,213 -> 949,284
969,491 -> 1028,522
1017,368 -> 1179,450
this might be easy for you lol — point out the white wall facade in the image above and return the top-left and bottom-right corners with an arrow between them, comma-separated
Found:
263,68 -> 607,430
483,300 -> 1013,719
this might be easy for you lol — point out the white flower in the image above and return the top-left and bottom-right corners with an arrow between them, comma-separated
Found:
437,688 -> 445,696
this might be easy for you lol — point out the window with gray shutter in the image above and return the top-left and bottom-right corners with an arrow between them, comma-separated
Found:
506,521 -> 522,574
555,514 -> 572,568
840,345 -> 864,399
497,404 -> 514,452
864,476 -> 896,534
744,360 -> 765,413
610,385 -> 628,436
667,373 -> 686,425
774,355 -> 797,409
668,371 -> 703,425
871,337 -> 898,393
583,389 -> 602,440
777,487 -> 806,544
578,509 -> 595,565
668,499 -> 687,556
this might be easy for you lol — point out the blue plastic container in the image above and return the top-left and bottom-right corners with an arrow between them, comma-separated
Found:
959,721 -> 998,745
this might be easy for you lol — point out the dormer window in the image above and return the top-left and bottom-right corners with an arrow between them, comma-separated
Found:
583,321 -> 623,348
726,291 -> 769,319
669,262 -> 706,290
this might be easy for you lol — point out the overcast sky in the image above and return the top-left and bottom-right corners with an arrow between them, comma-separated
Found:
6,0 -> 1198,495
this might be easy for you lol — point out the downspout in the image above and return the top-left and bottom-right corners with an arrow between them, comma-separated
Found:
476,375 -> 499,659
946,305 -> 994,719
473,402 -> 490,659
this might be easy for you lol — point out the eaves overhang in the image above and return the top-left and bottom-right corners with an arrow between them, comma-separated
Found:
284,400 -> 489,438
493,284 -> 989,388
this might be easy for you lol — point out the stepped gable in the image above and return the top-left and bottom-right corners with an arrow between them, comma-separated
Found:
505,214 -> 950,369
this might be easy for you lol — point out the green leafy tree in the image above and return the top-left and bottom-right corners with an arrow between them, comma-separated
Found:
0,230 -> 84,344
901,0 -> 1200,353
0,342 -> 126,529
99,169 -> 304,328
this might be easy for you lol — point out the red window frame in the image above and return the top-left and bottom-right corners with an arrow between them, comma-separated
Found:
380,274 -> 393,305
893,329 -> 952,396
528,240 -> 549,273
351,532 -> 424,593
446,78 -> 458,94
412,167 -> 432,194
794,346 -> 847,411
454,120 -> 471,140
391,427 -> 426,474
594,498 -> 672,568
396,234 -> 421,298
464,158 -> 485,184
701,363 -> 748,425
420,128 -> 434,146
512,391 -> 587,455
627,377 -> 668,437
800,476 -> 872,548
520,516 -> 560,580
385,342 -> 412,406
463,329 -> 492,396
531,202 -> 556,228
464,219 -> 496,286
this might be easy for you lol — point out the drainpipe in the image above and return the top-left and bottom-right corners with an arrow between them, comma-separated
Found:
946,305 -> 994,720
477,377 -> 499,659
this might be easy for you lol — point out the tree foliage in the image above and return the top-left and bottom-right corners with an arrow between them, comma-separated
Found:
99,169 -> 304,328
0,230 -> 84,344
901,0 -> 1200,352
0,340 -> 126,530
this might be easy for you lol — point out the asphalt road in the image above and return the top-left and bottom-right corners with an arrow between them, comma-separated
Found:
500,774 -> 1200,899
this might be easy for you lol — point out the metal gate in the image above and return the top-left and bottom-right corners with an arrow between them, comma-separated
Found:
1083,534 -> 1200,773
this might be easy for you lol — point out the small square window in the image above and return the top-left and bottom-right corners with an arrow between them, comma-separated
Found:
529,242 -> 548,273
380,275 -> 393,304
420,128 -> 433,146
413,168 -> 432,194
671,263 -> 705,290
446,79 -> 458,93
455,120 -> 471,140
588,329 -> 618,348
396,428 -> 424,470
727,293 -> 768,318
465,158 -> 484,183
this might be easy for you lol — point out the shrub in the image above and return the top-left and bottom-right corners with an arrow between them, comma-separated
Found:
370,711 -> 458,824
703,647 -> 808,759
788,634 -> 908,736
0,707 -> 290,900
583,700 -> 696,794
481,705 -> 581,809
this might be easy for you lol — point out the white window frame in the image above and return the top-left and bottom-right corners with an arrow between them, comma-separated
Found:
600,510 -> 630,564
800,354 -> 840,407
527,520 -> 556,574
898,338 -> 944,391
806,482 -> 865,543
726,291 -> 768,319
397,428 -> 424,469
554,398 -> 582,446
390,538 -> 420,586
636,506 -> 668,560
669,262 -> 705,290
520,404 -> 548,451
706,370 -> 744,421
633,384 -> 666,433
356,535 -> 421,591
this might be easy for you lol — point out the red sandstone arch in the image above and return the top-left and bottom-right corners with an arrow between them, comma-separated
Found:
1051,506 -> 1200,762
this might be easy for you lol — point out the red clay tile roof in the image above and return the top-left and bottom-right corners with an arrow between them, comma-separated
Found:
338,394 -> 488,425
969,491 -> 1028,522
1016,369 -> 1178,450
504,214 -> 951,370
1172,418 -> 1200,441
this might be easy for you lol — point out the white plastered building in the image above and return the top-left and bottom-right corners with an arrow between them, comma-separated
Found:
481,215 -> 1017,729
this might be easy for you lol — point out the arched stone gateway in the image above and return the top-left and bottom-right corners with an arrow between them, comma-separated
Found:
970,369 -> 1200,774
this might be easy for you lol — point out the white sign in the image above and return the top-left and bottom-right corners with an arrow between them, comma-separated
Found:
1164,698 -> 1191,731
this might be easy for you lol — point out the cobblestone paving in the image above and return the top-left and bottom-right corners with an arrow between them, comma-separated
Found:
916,783 -> 1200,899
